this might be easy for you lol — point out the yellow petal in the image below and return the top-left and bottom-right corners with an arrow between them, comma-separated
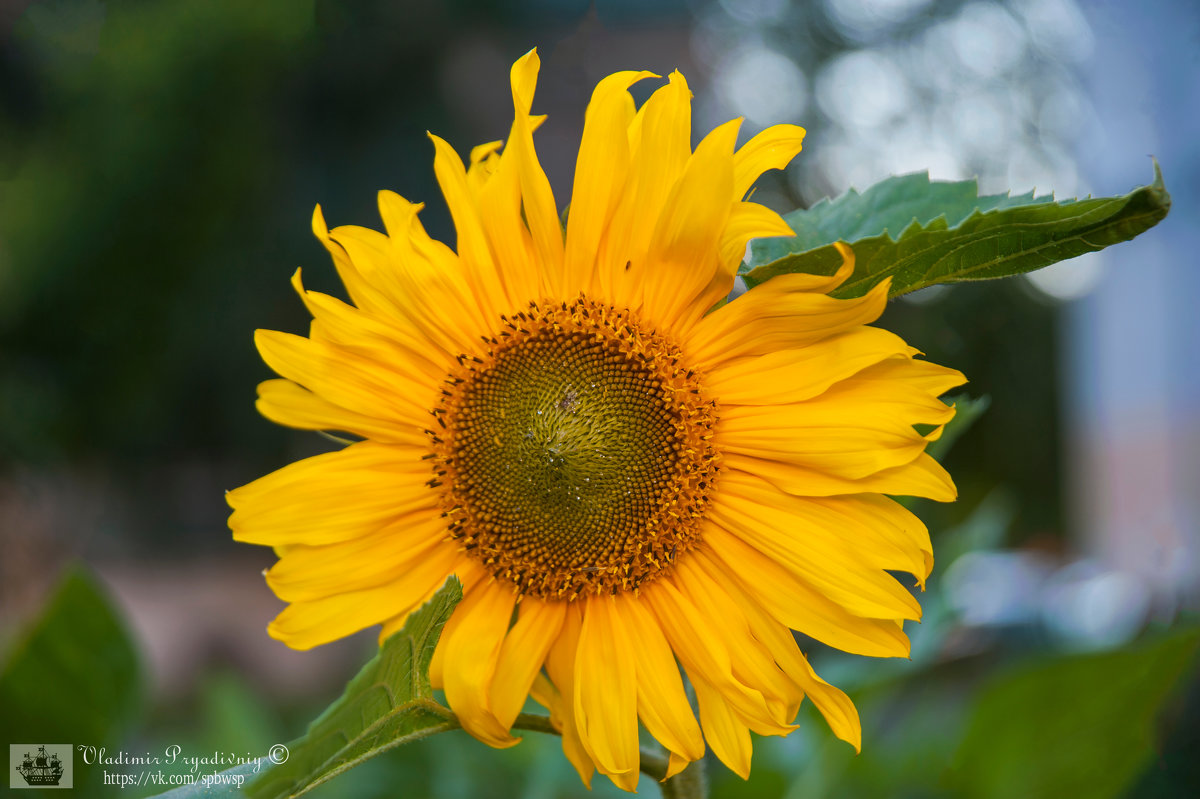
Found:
707,560 -> 862,751
529,673 -> 564,731
720,470 -> 931,583
545,604 -> 595,788
474,135 -> 541,303
507,49 -> 564,296
791,659 -> 861,752
602,70 -> 693,310
490,597 -> 566,729
619,595 -> 705,764
426,562 -> 500,689
671,557 -> 803,730
720,407 -> 932,479
428,132 -> 510,318
573,595 -> 639,783
704,326 -> 911,406
697,533 -> 912,657
265,515 -> 451,602
441,579 -> 521,749
625,70 -> 693,253
707,502 -> 921,621
254,329 -> 434,430
564,69 -> 655,294
693,675 -> 753,779
843,493 -> 934,584
310,205 -> 392,317
373,191 -> 487,353
290,268 -> 445,383
378,570 -> 470,645
717,201 -> 795,274
466,141 -> 502,196
267,552 -> 453,651
857,354 -> 968,396
328,219 -> 476,349
665,753 -> 692,780
227,442 -> 435,547
727,450 -> 958,501
641,577 -> 788,735
685,267 -> 887,370
732,123 -> 807,200
255,379 -> 427,447
640,117 -> 740,331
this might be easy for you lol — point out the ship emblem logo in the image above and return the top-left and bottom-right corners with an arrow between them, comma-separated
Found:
10,744 -> 71,790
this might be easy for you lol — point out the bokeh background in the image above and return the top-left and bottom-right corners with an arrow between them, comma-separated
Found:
2,0 -> 1198,797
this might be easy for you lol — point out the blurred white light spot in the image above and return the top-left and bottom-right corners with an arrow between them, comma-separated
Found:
944,551 -> 1052,626
825,0 -> 934,39
1011,0 -> 1094,63
1025,252 -> 1105,301
1037,78 -> 1093,143
909,22 -> 963,94
719,0 -> 790,25
939,90 -> 1018,156
1004,143 -> 1078,198
951,2 -> 1026,78
876,118 -> 966,181
1041,560 -> 1150,649
717,48 -> 808,125
816,50 -> 910,129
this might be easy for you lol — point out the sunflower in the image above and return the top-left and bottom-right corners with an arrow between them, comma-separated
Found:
228,49 -> 965,790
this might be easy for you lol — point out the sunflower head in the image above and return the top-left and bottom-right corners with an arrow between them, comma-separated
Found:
229,48 -> 964,791
428,296 -> 720,600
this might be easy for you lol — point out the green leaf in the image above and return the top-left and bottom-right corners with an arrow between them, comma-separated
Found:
0,564 -> 143,746
743,163 -> 1170,298
947,627 -> 1200,799
244,577 -> 463,799
136,760 -> 267,799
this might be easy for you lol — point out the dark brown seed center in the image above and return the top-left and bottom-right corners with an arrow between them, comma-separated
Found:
428,297 -> 719,599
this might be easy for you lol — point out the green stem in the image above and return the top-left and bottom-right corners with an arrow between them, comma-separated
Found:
659,758 -> 707,799
512,712 -> 558,735
511,714 -> 707,799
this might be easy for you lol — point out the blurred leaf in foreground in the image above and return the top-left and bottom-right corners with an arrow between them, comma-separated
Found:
0,565 -> 142,746
948,626 -> 1200,799
743,163 -> 1170,298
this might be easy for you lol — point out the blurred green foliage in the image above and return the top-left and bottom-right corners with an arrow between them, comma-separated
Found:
4,566 -> 1197,799
950,628 -> 1200,799
0,565 -> 142,798
0,0 -> 485,479
3,0 -> 315,466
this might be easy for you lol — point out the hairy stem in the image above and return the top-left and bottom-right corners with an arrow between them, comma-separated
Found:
659,759 -> 707,799
512,712 -> 559,736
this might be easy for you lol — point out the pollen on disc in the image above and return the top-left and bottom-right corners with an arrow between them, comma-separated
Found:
428,297 -> 719,599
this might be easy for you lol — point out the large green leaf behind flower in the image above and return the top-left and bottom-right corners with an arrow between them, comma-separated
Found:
743,164 -> 1170,298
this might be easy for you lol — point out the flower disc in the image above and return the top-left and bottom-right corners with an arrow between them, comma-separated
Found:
430,298 -> 719,599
